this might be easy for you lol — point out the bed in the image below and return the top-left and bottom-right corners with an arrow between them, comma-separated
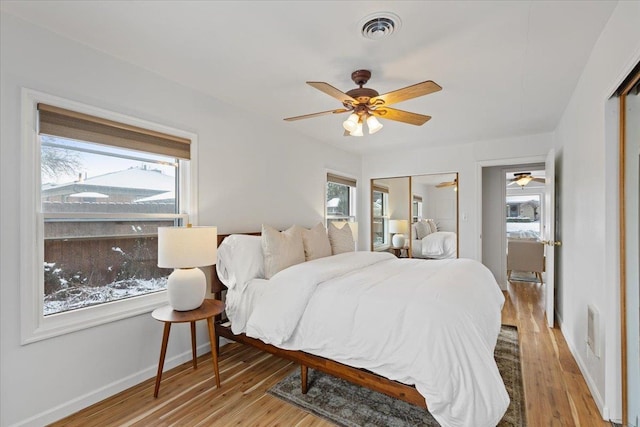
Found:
213,228 -> 508,427
411,219 -> 458,259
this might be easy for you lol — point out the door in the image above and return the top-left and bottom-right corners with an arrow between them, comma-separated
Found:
622,73 -> 640,427
543,149 -> 559,328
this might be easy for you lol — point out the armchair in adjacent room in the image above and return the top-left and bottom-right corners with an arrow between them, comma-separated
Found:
507,240 -> 544,284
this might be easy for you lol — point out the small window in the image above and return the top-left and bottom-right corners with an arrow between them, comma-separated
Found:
326,173 -> 357,226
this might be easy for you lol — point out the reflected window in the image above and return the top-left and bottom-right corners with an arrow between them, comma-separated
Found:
372,185 -> 389,247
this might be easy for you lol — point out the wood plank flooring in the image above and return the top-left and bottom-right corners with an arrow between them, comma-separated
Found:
50,280 -> 608,426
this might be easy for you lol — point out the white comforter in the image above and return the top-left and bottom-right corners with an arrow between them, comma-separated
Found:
414,231 -> 457,259
236,252 -> 508,427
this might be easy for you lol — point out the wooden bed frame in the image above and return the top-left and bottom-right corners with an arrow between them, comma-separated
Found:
211,233 -> 427,409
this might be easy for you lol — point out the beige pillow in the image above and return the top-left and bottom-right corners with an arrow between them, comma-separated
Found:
415,221 -> 431,240
428,219 -> 438,233
302,223 -> 332,261
262,224 -> 305,279
328,222 -> 355,255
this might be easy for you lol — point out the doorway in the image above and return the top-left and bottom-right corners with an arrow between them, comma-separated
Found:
505,168 -> 546,283
481,162 -> 544,288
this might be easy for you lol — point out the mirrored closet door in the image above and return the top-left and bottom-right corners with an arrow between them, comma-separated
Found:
371,173 -> 458,259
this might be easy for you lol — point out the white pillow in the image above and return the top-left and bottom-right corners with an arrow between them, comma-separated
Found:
262,224 -> 305,279
416,221 -> 431,240
427,219 -> 438,233
328,222 -> 355,255
216,234 -> 264,292
302,223 -> 332,261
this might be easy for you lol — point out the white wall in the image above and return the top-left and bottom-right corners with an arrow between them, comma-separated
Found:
552,1 -> 640,420
481,166 -> 505,285
360,133 -> 553,258
424,185 -> 457,232
0,13 -> 360,427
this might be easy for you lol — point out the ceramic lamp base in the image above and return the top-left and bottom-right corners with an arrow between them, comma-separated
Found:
167,267 -> 206,311
392,233 -> 405,248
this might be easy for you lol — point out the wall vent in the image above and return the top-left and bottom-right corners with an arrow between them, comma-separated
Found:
587,304 -> 600,357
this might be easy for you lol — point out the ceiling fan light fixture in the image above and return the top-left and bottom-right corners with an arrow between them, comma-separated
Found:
366,114 -> 383,134
342,113 -> 359,132
516,176 -> 533,187
350,121 -> 364,137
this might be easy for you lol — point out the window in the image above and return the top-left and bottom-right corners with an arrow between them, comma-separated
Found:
505,194 -> 542,239
21,91 -> 196,343
326,173 -> 357,226
412,195 -> 423,223
372,184 -> 389,247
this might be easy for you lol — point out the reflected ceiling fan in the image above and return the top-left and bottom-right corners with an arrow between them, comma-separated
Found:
283,70 -> 441,136
508,172 -> 545,188
436,178 -> 457,190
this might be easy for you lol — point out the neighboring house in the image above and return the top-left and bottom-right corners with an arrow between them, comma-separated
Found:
42,166 -> 174,206
506,200 -> 540,221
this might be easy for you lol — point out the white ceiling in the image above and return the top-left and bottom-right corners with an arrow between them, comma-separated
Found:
1,1 -> 617,154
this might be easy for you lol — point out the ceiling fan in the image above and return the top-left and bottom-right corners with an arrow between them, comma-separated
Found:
436,178 -> 457,190
283,70 -> 441,136
508,172 -> 545,188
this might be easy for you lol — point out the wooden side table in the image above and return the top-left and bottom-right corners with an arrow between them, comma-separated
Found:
390,246 -> 407,258
151,299 -> 225,397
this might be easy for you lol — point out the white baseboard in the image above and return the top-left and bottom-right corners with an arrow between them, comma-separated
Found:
557,317 -> 608,421
11,341 -> 225,427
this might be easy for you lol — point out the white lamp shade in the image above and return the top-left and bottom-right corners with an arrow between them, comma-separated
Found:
158,226 -> 217,268
388,220 -> 408,234
350,121 -> 364,136
366,115 -> 383,134
342,113 -> 359,132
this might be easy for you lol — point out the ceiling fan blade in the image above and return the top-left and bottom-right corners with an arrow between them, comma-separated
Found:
369,80 -> 442,107
436,181 -> 455,188
507,181 -> 519,186
532,177 -> 546,183
283,108 -> 349,121
307,82 -> 359,106
371,107 -> 431,126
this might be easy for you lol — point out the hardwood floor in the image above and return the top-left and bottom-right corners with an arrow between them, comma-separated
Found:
50,280 -> 608,426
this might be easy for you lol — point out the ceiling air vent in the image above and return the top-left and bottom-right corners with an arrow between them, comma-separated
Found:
360,12 -> 401,40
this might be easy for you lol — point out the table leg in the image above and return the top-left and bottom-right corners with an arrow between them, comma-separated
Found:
191,321 -> 197,369
301,365 -> 308,394
206,317 -> 221,388
154,322 -> 171,398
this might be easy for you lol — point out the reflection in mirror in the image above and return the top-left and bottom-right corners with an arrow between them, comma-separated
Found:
371,173 -> 458,259
409,173 -> 458,259
371,177 -> 410,255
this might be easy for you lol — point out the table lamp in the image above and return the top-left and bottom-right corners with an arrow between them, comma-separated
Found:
158,225 -> 217,311
389,219 -> 408,248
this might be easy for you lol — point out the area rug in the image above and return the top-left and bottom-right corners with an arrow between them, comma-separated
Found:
268,325 -> 525,427
509,271 -> 540,283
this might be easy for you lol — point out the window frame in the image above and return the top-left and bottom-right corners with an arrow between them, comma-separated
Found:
20,89 -> 198,344
325,172 -> 357,225
372,185 -> 390,249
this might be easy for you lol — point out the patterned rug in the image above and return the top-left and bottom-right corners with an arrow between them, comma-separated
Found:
509,271 -> 540,283
268,325 -> 525,427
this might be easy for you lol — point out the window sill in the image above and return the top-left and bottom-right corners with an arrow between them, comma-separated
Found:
22,291 -> 168,345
